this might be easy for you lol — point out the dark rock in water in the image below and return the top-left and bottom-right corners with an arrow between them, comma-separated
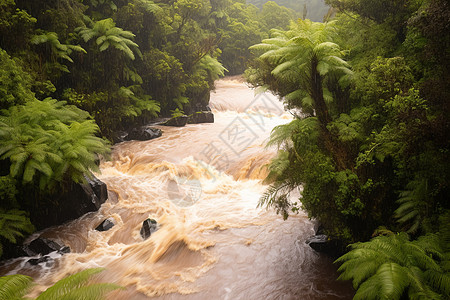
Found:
187,111 -> 214,124
111,131 -> 128,144
26,245 -> 70,266
24,238 -> 62,256
306,234 -> 344,258
125,127 -> 162,141
32,174 -> 108,230
58,246 -> 71,254
140,218 -> 158,240
27,255 -> 52,266
95,218 -> 115,231
162,115 -> 188,127
89,176 -> 108,206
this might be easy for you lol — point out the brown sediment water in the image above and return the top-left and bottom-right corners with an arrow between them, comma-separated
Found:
0,77 -> 353,299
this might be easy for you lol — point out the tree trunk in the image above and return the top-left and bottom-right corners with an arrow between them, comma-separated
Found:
310,57 -> 351,171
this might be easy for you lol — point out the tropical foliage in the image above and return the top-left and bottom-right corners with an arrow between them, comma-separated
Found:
0,98 -> 110,188
0,268 -> 120,299
336,233 -> 450,299
249,0 -> 449,298
0,0 -> 448,298
0,210 -> 34,257
0,0 -> 301,258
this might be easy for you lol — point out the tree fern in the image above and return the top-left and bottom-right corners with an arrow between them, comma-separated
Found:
258,181 -> 297,220
115,86 -> 160,120
0,274 -> 33,300
193,54 -> 227,82
36,268 -> 120,300
249,19 -> 352,121
77,18 -> 141,60
395,179 -> 429,234
31,32 -> 86,63
0,210 -> 34,257
0,268 -> 121,300
0,98 -> 110,188
336,232 -> 450,299
266,117 -> 319,150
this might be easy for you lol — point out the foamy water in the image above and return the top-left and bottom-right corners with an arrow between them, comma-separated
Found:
0,77 -> 353,299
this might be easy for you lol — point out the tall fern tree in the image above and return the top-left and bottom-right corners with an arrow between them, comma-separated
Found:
31,32 -> 86,64
336,232 -> 450,299
0,98 -> 110,189
249,19 -> 352,170
0,268 -> 121,299
0,210 -> 34,257
77,18 -> 140,60
251,20 -> 358,232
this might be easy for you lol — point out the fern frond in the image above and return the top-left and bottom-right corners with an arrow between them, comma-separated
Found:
336,232 -> 448,299
0,274 -> 33,300
36,268 -> 105,300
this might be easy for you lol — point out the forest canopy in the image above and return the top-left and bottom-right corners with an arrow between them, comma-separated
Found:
0,0 -> 449,298
248,0 -> 449,298
0,0 -> 301,257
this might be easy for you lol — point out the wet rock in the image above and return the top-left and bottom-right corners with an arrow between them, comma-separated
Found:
162,115 -> 188,127
125,126 -> 162,141
111,131 -> 128,144
32,174 -> 108,230
140,219 -> 158,240
95,218 -> 115,231
187,111 -> 214,124
89,175 -> 108,206
58,246 -> 71,254
27,255 -> 53,266
306,234 -> 343,258
26,246 -> 70,267
24,238 -> 63,256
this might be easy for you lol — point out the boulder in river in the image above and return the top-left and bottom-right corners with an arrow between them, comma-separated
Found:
125,126 -> 162,141
162,115 -> 188,127
32,174 -> 108,230
23,238 -> 64,256
187,111 -> 214,124
305,234 -> 344,258
140,218 -> 158,240
95,218 -> 115,231
27,255 -> 53,266
25,244 -> 71,267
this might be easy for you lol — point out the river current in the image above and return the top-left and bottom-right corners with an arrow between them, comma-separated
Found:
1,77 -> 353,299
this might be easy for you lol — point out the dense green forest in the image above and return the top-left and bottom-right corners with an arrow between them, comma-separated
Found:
1,0 -> 449,298
247,0 -> 329,21
248,0 -> 450,298
0,0 -> 298,258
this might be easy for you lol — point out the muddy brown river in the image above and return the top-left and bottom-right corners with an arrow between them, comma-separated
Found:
1,77 -> 353,299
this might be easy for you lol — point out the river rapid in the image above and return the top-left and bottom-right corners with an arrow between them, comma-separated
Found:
1,77 -> 353,299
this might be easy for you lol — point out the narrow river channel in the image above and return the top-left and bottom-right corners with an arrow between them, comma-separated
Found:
1,77 -> 354,299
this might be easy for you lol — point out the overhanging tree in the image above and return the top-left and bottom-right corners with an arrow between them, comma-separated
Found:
249,19 -> 352,170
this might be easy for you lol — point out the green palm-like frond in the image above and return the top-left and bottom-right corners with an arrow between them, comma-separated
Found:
258,180 -> 296,220
31,32 -> 86,63
395,179 -> 428,234
194,54 -> 227,81
0,274 -> 33,300
36,268 -> 120,300
0,98 -> 110,188
251,18 -> 351,114
0,210 -> 34,256
336,233 -> 449,299
77,18 -> 139,60
267,118 -> 319,149
0,268 -> 121,299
